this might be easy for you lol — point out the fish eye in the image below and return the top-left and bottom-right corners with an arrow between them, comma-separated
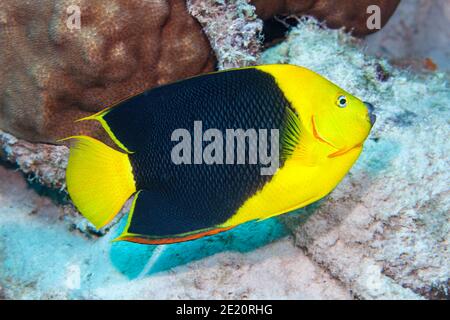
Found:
336,95 -> 347,108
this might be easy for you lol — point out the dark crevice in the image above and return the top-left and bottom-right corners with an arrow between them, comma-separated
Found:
262,16 -> 300,48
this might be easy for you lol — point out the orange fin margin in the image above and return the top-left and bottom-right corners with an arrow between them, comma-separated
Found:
119,226 -> 235,245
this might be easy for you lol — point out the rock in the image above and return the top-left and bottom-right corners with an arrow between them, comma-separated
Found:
252,0 -> 400,36
262,20 -> 449,299
0,0 -> 215,144
0,129 -> 68,189
188,0 -> 263,69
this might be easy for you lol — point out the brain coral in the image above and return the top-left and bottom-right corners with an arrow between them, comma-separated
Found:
0,0 -> 215,143
252,0 -> 400,36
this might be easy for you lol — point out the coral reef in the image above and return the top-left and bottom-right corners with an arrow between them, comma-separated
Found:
188,0 -> 263,69
0,2 -> 448,300
262,20 -> 449,299
252,0 -> 400,36
0,0 -> 215,144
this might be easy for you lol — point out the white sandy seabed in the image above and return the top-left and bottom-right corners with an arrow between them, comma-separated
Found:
0,21 -> 449,299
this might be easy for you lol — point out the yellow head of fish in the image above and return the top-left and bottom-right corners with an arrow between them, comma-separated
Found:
256,64 -> 375,160
230,64 -> 376,225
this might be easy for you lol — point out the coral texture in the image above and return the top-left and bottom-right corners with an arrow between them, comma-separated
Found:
0,0 -> 215,144
262,20 -> 449,299
188,0 -> 263,69
252,0 -> 400,36
0,129 -> 67,189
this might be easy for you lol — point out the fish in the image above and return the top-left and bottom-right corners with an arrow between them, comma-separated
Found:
64,64 -> 375,244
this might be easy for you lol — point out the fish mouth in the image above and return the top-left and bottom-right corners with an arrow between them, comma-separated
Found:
311,116 -> 362,158
364,101 -> 377,126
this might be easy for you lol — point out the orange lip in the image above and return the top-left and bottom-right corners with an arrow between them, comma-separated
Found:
311,116 -> 362,158
328,143 -> 362,158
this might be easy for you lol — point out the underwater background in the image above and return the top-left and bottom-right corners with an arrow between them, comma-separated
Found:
0,0 -> 448,299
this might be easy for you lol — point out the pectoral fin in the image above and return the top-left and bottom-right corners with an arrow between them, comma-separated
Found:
281,107 -> 318,166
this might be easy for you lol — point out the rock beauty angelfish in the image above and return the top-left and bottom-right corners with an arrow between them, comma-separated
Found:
65,64 -> 376,244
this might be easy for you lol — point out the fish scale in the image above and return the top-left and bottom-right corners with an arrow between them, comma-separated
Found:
102,69 -> 292,236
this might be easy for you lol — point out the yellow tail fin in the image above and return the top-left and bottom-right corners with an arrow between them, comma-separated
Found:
65,136 -> 137,229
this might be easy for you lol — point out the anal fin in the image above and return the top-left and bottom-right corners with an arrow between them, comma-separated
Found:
115,190 -> 235,244
117,226 -> 234,245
